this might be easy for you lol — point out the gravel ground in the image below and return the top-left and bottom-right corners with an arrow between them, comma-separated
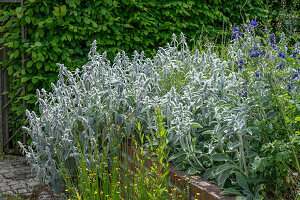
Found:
0,155 -> 64,200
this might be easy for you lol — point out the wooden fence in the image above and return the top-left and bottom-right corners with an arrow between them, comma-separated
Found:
0,0 -> 26,155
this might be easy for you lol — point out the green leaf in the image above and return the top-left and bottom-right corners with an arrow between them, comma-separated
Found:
53,7 -> 60,17
23,94 -> 34,100
167,152 -> 186,162
67,34 -> 72,41
134,36 -> 140,42
95,1 -> 103,6
26,61 -> 33,68
21,77 -> 30,83
14,50 -> 19,58
221,187 -> 242,196
185,167 -> 199,175
100,8 -> 107,15
217,170 -> 232,188
60,5 -> 67,17
35,42 -> 42,46
16,7 -> 22,19
83,17 -> 90,24
246,151 -> 258,158
36,62 -> 42,69
190,122 -> 203,129
216,163 -> 238,175
295,116 -> 300,121
235,172 -> 249,190
211,153 -> 231,161
25,17 -> 31,24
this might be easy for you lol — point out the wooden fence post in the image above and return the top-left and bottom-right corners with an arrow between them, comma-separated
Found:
0,1 -> 23,154
0,3 -> 9,154
0,33 -> 10,153
0,3 -> 3,155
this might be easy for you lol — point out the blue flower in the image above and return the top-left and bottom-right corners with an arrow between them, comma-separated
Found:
234,26 -> 239,32
238,32 -> 243,36
255,72 -> 259,77
288,84 -> 292,90
269,33 -> 275,44
260,50 -> 266,55
293,51 -> 298,57
298,68 -> 300,72
293,72 -> 299,79
249,20 -> 258,29
251,52 -> 259,58
239,59 -> 243,64
278,51 -> 286,58
243,25 -> 248,30
298,56 -> 300,60
242,92 -> 248,97
232,33 -> 237,39
265,54 -> 270,59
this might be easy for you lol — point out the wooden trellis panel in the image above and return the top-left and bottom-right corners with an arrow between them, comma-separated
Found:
0,0 -> 25,155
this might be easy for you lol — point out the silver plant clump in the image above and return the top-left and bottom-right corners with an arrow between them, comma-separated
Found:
19,33 -> 266,195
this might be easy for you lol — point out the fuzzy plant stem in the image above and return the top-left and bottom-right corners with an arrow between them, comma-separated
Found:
238,133 -> 248,176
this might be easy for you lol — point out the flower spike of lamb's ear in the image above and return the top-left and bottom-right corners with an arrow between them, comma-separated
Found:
88,40 -> 99,61
36,89 -> 40,99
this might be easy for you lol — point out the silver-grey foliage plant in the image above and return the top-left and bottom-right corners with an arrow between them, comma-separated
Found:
19,34 -> 257,196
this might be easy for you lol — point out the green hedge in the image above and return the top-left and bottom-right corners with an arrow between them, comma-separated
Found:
0,0 -> 298,145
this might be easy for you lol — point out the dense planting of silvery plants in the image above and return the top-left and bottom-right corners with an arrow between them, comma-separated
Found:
19,21 -> 299,199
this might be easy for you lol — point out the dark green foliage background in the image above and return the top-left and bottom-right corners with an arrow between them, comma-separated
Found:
0,0 -> 298,144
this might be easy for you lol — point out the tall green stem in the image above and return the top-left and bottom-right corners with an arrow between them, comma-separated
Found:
270,80 -> 300,175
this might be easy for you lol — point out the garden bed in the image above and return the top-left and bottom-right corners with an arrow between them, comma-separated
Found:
120,143 -> 236,200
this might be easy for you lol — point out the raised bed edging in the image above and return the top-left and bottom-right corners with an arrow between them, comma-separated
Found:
120,143 -> 236,200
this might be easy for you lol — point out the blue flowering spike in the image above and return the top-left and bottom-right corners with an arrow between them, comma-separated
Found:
269,33 -> 275,44
249,20 -> 258,29
232,33 -> 237,40
293,51 -> 298,57
280,63 -> 283,69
